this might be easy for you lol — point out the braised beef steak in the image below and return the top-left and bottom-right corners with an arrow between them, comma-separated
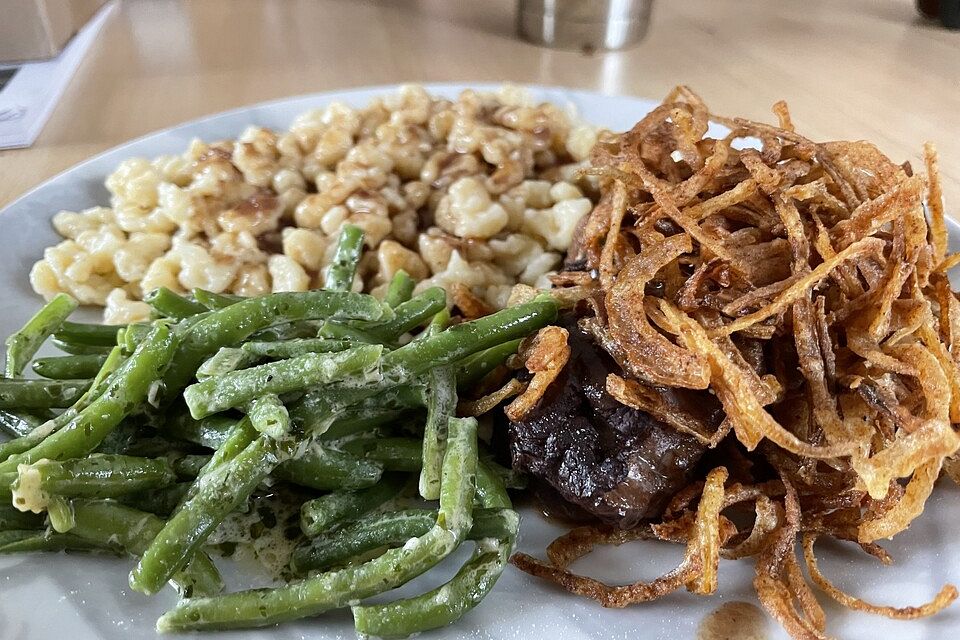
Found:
508,315 -> 707,528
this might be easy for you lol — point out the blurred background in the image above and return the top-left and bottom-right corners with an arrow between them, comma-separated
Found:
0,0 -> 957,208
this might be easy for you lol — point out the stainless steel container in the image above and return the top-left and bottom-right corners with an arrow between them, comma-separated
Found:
517,0 -> 653,52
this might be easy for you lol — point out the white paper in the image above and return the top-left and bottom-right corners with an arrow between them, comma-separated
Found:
0,1 -> 117,149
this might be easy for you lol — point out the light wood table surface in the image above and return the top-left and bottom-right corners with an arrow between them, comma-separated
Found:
2,0 -> 958,214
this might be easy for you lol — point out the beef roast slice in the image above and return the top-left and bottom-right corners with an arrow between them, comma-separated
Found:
509,315 -> 707,528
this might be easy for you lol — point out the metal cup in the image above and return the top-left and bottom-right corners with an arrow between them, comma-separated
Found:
516,0 -> 654,51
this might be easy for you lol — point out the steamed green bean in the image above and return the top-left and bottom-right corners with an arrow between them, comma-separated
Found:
246,393 -> 289,439
0,378 -> 91,409
324,224 -> 364,291
71,500 -> 223,597
11,454 -> 178,511
299,472 -> 404,537
0,323 -> 177,474
144,287 -> 207,319
383,270 -> 415,308
54,320 -> 123,347
0,278 -> 557,637
32,354 -> 107,380
184,345 -> 383,419
155,416 -> 477,631
5,293 -> 77,377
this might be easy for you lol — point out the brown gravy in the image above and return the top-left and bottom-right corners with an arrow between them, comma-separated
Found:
697,601 -> 769,640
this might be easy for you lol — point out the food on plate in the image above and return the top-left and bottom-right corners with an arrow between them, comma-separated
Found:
508,312 -> 710,527
2,224 -> 555,635
6,83 -> 960,640
506,86 -> 960,638
28,85 -> 599,323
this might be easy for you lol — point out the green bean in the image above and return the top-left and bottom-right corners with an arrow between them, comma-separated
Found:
46,495 -> 75,532
162,413 -> 237,450
71,500 -> 223,597
0,324 -> 177,474
0,529 -> 115,554
0,409 -> 45,439
193,288 -> 243,310
324,224 -> 364,291
192,419 -> 258,485
171,455 -> 209,479
195,347 -> 258,380
288,381 -> 422,438
5,293 -> 77,377
380,294 -> 558,379
169,454 -> 213,480
155,416 -> 477,631
11,455 -> 178,512
144,287 -> 207,319
383,270 -> 415,308
425,307 -> 451,336
161,412 -> 383,491
0,378 -> 91,409
121,323 -> 155,353
184,344 -> 383,419
96,428 -> 186,459
277,444 -> 383,491
0,470 -> 15,494
51,337 -> 114,356
346,287 -> 446,342
248,320 -> 323,342
319,408 -> 413,441
342,436 -> 512,507
162,290 -> 387,397
292,509 -> 435,572
353,544 -> 510,637
317,321 -> 380,344
0,504 -> 43,531
0,346 -> 124,463
77,344 -> 125,403
292,507 -> 517,574
140,301 -> 543,601
419,365 -> 456,500
241,338 -> 352,359
342,437 -> 423,473
54,320 -> 123,347
119,482 -> 191,517
32,354 -> 108,380
0,347 -> 122,462
352,444 -> 518,637
246,394 -> 290,439
455,338 -> 523,389
292,297 -> 556,439
477,456 -> 527,498
299,472 -> 405,537
131,432 -> 276,595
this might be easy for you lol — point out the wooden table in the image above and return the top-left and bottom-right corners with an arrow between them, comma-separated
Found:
2,0 -> 958,213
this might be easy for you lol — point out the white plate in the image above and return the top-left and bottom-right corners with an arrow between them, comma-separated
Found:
1,84 -> 958,640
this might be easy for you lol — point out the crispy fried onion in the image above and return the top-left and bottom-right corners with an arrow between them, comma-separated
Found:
510,467 -> 729,606
802,533 -> 958,619
528,87 -> 960,638
752,475 -> 831,640
713,236 -> 884,338
605,233 -> 711,389
448,282 -> 493,319
661,299 -> 854,458
504,326 -> 570,422
458,378 -> 525,417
